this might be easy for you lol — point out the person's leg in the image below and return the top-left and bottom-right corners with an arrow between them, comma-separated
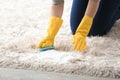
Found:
113,6 -> 120,21
117,6 -> 120,19
70,0 -> 88,35
88,0 -> 120,36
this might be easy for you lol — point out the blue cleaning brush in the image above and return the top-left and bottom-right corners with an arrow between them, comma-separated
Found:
40,45 -> 55,51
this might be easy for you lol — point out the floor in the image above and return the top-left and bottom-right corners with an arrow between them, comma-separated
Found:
0,68 -> 119,80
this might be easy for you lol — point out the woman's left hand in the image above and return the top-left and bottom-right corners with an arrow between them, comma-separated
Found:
73,33 -> 86,51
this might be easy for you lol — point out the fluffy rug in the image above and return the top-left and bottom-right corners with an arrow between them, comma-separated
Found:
0,0 -> 120,78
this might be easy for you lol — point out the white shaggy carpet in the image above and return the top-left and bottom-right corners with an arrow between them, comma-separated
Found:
0,0 -> 120,78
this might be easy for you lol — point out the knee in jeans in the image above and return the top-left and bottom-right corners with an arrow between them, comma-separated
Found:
70,25 -> 77,35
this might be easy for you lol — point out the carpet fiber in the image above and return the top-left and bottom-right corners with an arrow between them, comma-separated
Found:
0,0 -> 120,78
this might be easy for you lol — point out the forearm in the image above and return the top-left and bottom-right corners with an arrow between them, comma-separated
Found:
85,0 -> 100,18
50,4 -> 64,18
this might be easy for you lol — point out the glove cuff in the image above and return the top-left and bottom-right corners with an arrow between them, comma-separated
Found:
75,15 -> 93,37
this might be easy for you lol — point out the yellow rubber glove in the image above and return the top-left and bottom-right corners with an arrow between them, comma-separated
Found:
36,16 -> 63,48
73,15 -> 93,51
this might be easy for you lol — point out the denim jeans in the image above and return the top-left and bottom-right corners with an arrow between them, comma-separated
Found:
70,0 -> 120,36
